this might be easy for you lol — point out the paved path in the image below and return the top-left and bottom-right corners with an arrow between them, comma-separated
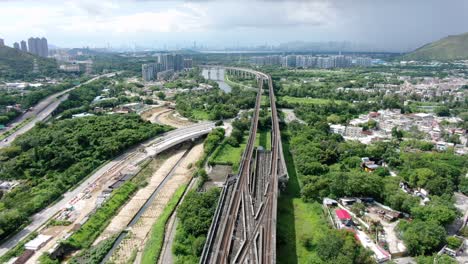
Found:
158,173 -> 199,264
0,72 -> 118,148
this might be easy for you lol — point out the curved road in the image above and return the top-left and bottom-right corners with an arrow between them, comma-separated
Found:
0,122 -> 215,258
0,72 -> 119,148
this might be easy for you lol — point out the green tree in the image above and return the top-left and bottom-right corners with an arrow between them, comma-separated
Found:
459,177 -> 468,195
402,221 -> 446,256
350,203 -> 366,217
156,91 -> 166,100
435,106 -> 450,117
391,127 -> 403,140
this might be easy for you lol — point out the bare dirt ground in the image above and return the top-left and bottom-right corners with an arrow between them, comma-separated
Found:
204,165 -> 232,189
141,106 -> 193,128
156,110 -> 193,128
281,108 -> 305,124
141,106 -> 169,122
366,208 -> 406,254
109,143 -> 204,264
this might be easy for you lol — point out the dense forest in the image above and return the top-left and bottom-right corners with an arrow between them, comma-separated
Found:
0,114 -> 169,241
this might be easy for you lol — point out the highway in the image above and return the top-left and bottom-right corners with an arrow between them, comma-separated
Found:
200,67 -> 286,264
0,72 -> 118,148
0,122 -> 215,258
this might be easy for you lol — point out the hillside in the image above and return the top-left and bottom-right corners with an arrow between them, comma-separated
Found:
0,45 -> 58,80
403,32 -> 468,61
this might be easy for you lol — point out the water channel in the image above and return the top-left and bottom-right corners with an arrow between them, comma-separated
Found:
201,68 -> 231,93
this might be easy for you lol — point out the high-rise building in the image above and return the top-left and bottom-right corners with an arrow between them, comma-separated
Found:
142,62 -> 164,82
28,37 -> 48,57
183,59 -> 193,69
13,42 -> 20,50
0,38 -> 4,47
161,54 -> 174,71
40,37 -> 48,57
20,40 -> 27,52
296,55 -> 307,68
267,55 -> 281,66
142,64 -> 154,82
317,57 -> 333,68
332,55 -> 351,68
355,57 -> 372,67
28,37 -> 38,55
174,54 -> 184,71
250,56 -> 265,66
283,55 -> 296,68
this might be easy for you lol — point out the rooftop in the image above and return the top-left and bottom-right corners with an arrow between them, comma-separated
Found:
336,209 -> 352,220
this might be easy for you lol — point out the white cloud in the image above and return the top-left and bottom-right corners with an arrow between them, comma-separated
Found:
0,0 -> 465,50
0,0 -> 333,35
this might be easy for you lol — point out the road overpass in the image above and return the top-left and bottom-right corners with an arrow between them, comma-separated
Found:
0,72 -> 119,148
200,67 -> 287,264
0,122 -> 215,258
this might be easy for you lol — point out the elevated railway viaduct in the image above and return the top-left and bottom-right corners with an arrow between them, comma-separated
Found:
200,67 -> 288,264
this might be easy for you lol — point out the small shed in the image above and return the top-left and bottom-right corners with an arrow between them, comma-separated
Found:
24,235 -> 52,251
323,198 -> 338,207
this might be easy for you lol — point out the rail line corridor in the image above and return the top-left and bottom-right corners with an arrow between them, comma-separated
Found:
200,67 -> 288,264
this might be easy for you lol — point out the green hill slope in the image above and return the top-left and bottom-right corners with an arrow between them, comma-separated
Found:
0,46 -> 58,80
403,32 -> 468,61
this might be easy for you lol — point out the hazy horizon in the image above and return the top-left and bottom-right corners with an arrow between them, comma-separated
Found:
1,0 -> 467,52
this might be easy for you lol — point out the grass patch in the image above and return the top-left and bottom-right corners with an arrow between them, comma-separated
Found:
141,185 -> 187,264
407,101 -> 440,113
280,96 -> 345,105
277,132 -> 329,264
210,137 -> 247,173
46,219 -> 72,227
191,109 -> 210,120
68,235 -> 118,264
256,129 -> 271,150
211,130 -> 269,173
224,75 -> 254,90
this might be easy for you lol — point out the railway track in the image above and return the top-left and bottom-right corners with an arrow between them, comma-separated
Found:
200,68 -> 286,264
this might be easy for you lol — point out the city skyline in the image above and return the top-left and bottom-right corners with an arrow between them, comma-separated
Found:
0,0 -> 467,52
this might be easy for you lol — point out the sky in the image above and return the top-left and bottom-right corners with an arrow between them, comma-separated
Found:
0,0 -> 467,52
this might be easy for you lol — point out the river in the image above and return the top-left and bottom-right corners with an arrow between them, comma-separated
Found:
201,68 -> 232,93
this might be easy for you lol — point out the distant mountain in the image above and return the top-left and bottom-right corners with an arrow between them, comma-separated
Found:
403,32 -> 468,61
0,45 -> 58,80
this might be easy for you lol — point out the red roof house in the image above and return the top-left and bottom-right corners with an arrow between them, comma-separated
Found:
336,209 -> 352,220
